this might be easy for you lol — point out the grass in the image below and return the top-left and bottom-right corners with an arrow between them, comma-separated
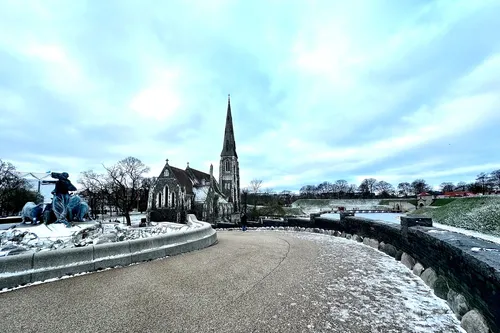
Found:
408,196 -> 500,236
430,198 -> 456,206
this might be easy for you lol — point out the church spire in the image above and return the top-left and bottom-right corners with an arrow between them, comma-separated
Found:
221,94 -> 237,157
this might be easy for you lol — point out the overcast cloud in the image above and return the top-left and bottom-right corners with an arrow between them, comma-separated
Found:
1,0 -> 500,192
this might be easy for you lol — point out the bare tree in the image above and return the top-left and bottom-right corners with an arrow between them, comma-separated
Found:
440,182 -> 455,193
79,170 -> 110,219
375,181 -> 395,197
249,179 -> 263,209
103,157 -> 150,226
397,182 -> 413,197
488,170 -> 500,191
411,179 -> 431,195
335,180 -> 349,198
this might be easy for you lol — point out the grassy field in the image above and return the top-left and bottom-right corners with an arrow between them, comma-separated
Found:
430,198 -> 456,206
409,196 -> 500,236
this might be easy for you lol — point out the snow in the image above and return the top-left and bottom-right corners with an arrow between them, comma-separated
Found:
193,186 -> 209,203
288,232 -> 465,332
0,214 -> 203,257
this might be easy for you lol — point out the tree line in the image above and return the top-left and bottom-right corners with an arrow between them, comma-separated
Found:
0,157 -> 152,225
243,169 -> 500,207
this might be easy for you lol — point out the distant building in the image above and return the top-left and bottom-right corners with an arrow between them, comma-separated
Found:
443,191 -> 474,197
147,95 -> 241,223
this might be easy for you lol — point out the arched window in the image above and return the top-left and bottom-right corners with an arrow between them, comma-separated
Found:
164,186 -> 169,207
172,192 -> 175,207
225,160 -> 231,172
158,192 -> 162,207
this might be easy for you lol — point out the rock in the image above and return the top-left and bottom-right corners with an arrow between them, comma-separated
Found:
395,250 -> 403,261
380,243 -> 398,257
352,235 -> 363,242
401,252 -> 416,270
341,232 -> 346,238
334,231 -> 341,237
433,276 -> 449,299
461,309 -> 490,333
346,234 -> 352,239
448,290 -> 469,319
421,268 -> 438,289
363,237 -> 379,249
412,262 -> 424,276
93,234 -> 117,245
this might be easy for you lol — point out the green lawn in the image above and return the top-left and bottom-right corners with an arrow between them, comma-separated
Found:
408,196 -> 500,236
430,198 -> 456,206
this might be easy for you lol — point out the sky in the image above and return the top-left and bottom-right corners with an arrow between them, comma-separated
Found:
1,0 -> 500,193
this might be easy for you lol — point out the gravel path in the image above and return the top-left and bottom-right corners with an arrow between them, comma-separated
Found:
0,231 -> 463,333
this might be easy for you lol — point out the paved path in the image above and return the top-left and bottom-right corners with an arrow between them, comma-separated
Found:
0,231 -> 463,333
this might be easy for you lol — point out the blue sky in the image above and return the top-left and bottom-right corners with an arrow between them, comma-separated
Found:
1,0 -> 500,192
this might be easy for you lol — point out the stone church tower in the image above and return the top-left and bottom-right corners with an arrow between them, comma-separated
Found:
219,94 -> 240,212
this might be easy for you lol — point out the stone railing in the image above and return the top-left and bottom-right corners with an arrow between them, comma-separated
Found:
313,215 -> 497,333
0,215 -> 217,290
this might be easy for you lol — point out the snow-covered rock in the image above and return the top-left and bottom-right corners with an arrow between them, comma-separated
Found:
421,268 -> 438,289
412,262 -> 425,276
461,309 -> 490,333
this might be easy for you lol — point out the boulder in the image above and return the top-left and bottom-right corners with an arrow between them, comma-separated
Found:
421,268 -> 438,289
433,276 -> 449,300
380,243 -> 398,258
447,290 -> 469,319
401,252 -> 416,270
412,262 -> 424,276
352,235 -> 363,242
461,309 -> 490,333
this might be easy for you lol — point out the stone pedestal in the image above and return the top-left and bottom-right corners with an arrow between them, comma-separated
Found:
401,216 -> 433,239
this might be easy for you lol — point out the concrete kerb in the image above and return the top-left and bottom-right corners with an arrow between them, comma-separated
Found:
0,220 -> 217,291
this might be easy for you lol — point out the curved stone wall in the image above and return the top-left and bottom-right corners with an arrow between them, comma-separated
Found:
309,216 -> 498,333
0,216 -> 217,291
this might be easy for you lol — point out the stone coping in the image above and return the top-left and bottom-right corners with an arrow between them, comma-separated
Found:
0,215 -> 217,291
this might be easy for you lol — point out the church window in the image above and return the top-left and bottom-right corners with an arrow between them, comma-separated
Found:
164,187 -> 169,206
225,160 -> 231,172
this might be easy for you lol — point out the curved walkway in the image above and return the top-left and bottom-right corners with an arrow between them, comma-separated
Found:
0,231 -> 463,333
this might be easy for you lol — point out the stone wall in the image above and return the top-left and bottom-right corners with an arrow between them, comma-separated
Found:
312,215 -> 499,333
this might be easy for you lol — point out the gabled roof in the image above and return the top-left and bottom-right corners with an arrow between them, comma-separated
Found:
186,167 -> 211,186
169,167 -> 194,194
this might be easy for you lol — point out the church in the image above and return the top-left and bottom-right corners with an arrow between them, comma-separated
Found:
146,95 -> 241,223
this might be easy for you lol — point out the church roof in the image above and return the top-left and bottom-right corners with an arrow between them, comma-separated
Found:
220,94 -> 238,158
186,167 -> 210,185
169,166 -> 194,194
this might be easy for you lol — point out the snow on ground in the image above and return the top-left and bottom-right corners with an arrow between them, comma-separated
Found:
0,214 -> 197,257
288,232 -> 465,333
321,213 -> 500,245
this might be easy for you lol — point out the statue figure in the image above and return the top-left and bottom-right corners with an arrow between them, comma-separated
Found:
67,194 -> 89,222
20,202 -> 44,224
51,172 -> 77,227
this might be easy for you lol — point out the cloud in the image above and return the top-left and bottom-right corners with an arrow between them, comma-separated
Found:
0,0 -> 499,193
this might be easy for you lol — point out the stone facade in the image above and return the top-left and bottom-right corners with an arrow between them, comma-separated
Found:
147,95 -> 240,223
